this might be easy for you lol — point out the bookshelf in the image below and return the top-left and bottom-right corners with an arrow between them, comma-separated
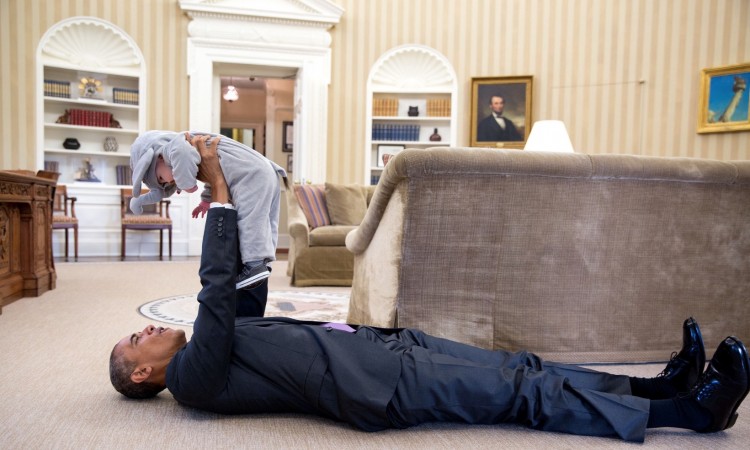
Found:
365,45 -> 458,185
36,17 -> 145,186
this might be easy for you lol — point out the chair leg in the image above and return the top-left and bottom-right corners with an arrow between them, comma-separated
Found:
159,229 -> 164,261
64,228 -> 69,261
121,227 -> 126,261
73,225 -> 78,262
168,227 -> 172,260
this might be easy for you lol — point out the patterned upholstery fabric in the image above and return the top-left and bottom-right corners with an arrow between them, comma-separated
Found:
294,184 -> 331,229
122,215 -> 171,225
52,215 -> 77,224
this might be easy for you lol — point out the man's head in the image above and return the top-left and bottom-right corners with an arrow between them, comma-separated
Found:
109,324 -> 187,399
489,95 -> 506,115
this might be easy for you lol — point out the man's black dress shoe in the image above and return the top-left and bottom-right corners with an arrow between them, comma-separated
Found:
685,336 -> 750,432
658,317 -> 706,392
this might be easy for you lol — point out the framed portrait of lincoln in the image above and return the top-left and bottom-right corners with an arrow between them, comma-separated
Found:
470,76 -> 533,149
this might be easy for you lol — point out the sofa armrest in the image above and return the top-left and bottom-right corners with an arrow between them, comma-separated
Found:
286,189 -> 310,249
346,156 -> 407,255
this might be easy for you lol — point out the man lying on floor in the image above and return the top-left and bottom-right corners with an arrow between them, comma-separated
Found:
109,136 -> 750,443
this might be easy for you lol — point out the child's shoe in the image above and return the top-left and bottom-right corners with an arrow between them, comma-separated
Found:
236,262 -> 270,289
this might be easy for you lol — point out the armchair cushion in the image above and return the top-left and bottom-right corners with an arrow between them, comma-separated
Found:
325,182 -> 368,225
309,225 -> 358,246
294,184 -> 330,229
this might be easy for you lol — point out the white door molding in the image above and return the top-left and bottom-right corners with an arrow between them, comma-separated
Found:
179,0 -> 343,254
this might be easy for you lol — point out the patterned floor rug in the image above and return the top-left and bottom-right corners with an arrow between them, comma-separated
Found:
138,290 -> 350,326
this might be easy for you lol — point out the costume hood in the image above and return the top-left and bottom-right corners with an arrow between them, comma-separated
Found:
129,131 -> 180,214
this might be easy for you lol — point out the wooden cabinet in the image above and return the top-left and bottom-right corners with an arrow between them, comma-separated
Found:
0,171 -> 57,312
364,45 -> 458,185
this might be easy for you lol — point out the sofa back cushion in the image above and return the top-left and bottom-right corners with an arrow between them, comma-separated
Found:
325,182 -> 368,225
294,184 -> 331,229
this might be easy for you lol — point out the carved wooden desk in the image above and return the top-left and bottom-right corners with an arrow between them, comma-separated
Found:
0,171 -> 57,313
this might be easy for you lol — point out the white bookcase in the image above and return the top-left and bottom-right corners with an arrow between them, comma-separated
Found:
36,17 -> 146,186
364,45 -> 458,185
32,17 -> 190,260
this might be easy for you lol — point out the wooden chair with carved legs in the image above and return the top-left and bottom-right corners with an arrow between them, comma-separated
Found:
120,188 -> 172,261
52,185 -> 78,261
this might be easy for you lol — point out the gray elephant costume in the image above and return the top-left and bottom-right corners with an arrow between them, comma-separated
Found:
130,130 -> 287,265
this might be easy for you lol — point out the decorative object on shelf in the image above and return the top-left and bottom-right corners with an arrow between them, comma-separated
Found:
697,62 -> 750,134
377,145 -> 405,167
62,138 -> 80,150
75,158 -> 100,182
78,76 -> 104,99
223,77 -> 239,102
44,79 -> 70,98
282,121 -> 294,152
112,87 -> 139,105
56,110 -> 69,124
470,75 -> 534,149
103,136 -> 119,152
429,128 -> 442,142
407,106 -> 419,116
287,154 -> 293,173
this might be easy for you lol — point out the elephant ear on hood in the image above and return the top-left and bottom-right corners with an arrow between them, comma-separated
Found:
129,131 -> 175,214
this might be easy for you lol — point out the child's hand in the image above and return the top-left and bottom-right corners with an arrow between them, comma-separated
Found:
192,200 -> 210,218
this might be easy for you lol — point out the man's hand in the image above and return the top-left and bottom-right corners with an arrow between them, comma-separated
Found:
193,134 -> 230,204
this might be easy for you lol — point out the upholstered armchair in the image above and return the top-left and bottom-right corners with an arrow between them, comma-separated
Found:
286,183 -> 375,286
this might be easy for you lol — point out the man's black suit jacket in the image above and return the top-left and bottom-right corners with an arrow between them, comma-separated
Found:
477,114 -> 522,141
166,207 -> 402,431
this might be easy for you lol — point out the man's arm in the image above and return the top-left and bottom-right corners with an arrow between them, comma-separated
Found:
167,134 -> 239,399
193,134 -> 228,203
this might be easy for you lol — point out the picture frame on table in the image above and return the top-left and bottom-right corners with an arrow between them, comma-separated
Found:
697,62 -> 750,134
377,144 -> 405,167
470,75 -> 533,149
282,121 -> 294,152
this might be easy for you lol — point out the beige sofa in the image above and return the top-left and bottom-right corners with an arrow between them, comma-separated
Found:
286,183 -> 376,286
346,147 -> 750,363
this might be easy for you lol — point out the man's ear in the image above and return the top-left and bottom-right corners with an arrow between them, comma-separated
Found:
130,366 -> 153,384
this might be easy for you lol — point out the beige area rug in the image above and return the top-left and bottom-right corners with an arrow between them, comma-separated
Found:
139,291 -> 349,325
1,260 -> 750,449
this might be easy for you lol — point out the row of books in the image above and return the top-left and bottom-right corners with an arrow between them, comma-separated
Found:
116,164 -> 133,186
372,124 -> 421,141
372,98 -> 399,116
66,108 -> 112,128
44,79 -> 71,98
112,88 -> 139,105
44,161 -> 60,173
426,98 -> 451,117
373,98 -> 452,117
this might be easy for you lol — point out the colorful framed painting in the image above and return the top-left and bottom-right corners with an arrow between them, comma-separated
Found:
697,62 -> 750,134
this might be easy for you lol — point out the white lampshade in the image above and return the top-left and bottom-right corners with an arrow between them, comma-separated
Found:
524,120 -> 575,153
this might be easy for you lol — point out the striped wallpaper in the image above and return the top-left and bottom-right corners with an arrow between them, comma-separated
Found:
2,0 -> 749,184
